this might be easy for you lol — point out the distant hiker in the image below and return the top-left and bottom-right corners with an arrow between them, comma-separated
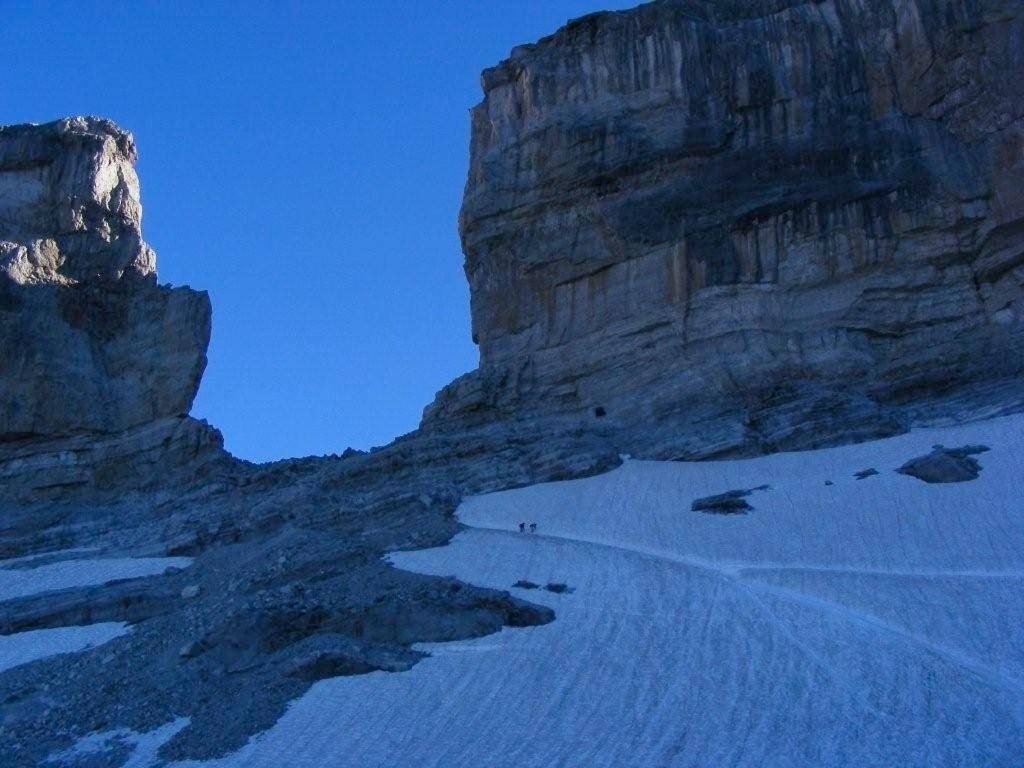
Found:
519,522 -> 526,533
529,522 -> 537,534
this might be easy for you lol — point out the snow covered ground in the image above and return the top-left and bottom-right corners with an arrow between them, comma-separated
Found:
90,416 -> 1024,764
0,554 -> 191,675
0,623 -> 128,674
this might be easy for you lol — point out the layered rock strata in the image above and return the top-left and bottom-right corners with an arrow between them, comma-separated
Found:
0,117 -> 210,439
425,0 -> 1024,457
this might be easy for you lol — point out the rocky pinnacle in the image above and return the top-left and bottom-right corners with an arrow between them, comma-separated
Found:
424,0 -> 1024,458
0,117 -> 210,439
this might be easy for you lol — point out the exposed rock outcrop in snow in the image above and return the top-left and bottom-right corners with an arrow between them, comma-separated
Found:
897,443 -> 989,483
425,0 -> 1024,458
0,418 -> 620,766
690,484 -> 768,514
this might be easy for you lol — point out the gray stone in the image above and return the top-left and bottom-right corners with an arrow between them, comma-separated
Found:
178,641 -> 202,659
423,0 -> 1024,459
692,485 -> 769,514
544,583 -> 573,594
0,117 -> 210,439
0,415 -> 228,506
897,444 -> 989,483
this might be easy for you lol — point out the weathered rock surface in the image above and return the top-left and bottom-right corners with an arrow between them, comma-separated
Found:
5,3 -> 1024,764
0,117 -> 619,765
897,443 -> 989,483
425,0 -> 1024,458
0,416 -> 229,507
0,117 -> 210,438
0,417 -> 618,766
691,484 -> 769,514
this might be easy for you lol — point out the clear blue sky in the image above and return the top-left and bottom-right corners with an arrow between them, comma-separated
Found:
2,1 -> 638,462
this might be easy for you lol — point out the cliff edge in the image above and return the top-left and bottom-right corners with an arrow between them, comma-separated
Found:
0,117 -> 210,439
425,0 -> 1024,457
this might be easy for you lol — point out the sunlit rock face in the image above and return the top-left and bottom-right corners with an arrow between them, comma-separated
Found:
425,0 -> 1024,457
0,117 -> 211,437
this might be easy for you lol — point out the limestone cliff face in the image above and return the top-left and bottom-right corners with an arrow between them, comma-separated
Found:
0,117 -> 211,438
425,0 -> 1024,456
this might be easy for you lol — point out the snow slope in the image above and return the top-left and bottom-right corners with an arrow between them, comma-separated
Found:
0,623 -> 129,674
0,555 -> 192,602
168,415 -> 1024,765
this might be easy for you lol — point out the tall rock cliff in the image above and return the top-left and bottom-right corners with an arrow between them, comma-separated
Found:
0,117 -> 210,439
0,118 -> 223,498
425,0 -> 1024,457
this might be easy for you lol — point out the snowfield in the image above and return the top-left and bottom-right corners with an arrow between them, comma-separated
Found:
86,416 -> 1024,765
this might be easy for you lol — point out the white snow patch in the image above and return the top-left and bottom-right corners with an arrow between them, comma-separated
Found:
48,717 -> 190,767
0,622 -> 128,673
164,414 -> 1024,766
0,556 -> 192,602
0,547 -> 101,568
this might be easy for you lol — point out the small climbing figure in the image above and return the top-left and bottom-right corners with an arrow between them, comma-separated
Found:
529,522 -> 537,534
518,522 -> 526,533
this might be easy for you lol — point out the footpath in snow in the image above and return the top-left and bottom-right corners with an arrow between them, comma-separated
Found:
101,416 -> 1024,765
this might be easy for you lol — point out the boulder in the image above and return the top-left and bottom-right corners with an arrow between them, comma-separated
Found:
897,444 -> 989,483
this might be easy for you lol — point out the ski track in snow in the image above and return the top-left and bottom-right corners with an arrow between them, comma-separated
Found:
91,417 -> 1024,764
